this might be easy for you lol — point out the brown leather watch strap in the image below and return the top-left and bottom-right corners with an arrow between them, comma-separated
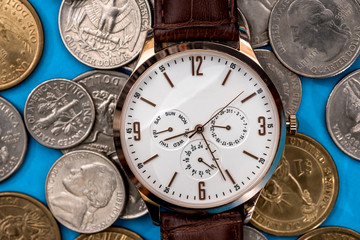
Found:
160,210 -> 243,240
154,0 -> 239,42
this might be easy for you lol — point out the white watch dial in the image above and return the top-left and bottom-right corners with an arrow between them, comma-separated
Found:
120,48 -> 282,209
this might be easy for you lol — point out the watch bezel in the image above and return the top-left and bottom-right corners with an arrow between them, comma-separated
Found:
113,41 -> 286,214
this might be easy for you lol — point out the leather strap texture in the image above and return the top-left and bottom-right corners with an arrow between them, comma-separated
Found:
154,0 -> 239,42
161,210 -> 243,240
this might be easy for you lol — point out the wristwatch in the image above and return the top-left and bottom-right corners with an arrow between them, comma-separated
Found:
113,0 -> 286,239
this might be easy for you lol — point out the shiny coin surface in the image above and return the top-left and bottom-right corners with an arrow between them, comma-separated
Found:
45,150 -> 126,233
24,78 -> 95,149
237,0 -> 277,48
62,70 -> 128,156
75,227 -> 144,240
255,49 -> 302,117
0,97 -> 27,182
0,191 -> 61,240
244,225 -> 267,240
251,133 -> 339,236
298,226 -> 360,240
58,0 -> 151,69
269,0 -> 360,78
326,69 -> 360,160
0,0 -> 44,90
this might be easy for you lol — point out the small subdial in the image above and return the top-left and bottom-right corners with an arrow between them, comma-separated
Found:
209,107 -> 249,148
151,110 -> 191,149
180,139 -> 220,180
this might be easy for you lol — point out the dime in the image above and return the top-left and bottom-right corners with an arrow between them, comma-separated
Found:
24,78 -> 95,149
298,226 -> 360,240
254,49 -> 302,117
251,133 -> 339,236
62,70 -> 128,156
0,192 -> 61,240
0,0 -> 44,90
58,0 -> 151,69
243,225 -> 267,240
237,0 -> 277,48
45,150 -> 126,233
0,97 -> 27,182
326,69 -> 360,160
75,227 -> 144,240
269,0 -> 360,78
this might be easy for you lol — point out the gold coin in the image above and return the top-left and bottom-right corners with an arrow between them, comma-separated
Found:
250,133 -> 339,236
0,0 -> 44,90
0,191 -> 61,240
75,227 -> 144,240
298,226 -> 360,240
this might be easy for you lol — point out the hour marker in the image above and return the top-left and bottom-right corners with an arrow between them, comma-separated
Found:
168,172 -> 178,187
143,154 -> 159,164
225,169 -> 236,184
241,92 -> 257,103
243,150 -> 259,160
140,97 -> 156,107
163,72 -> 174,88
222,70 -> 232,86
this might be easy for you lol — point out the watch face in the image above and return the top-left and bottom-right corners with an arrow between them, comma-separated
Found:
115,42 -> 285,211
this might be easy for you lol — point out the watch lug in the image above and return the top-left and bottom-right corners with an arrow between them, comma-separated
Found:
242,191 -> 261,224
140,192 -> 161,226
132,29 -> 156,70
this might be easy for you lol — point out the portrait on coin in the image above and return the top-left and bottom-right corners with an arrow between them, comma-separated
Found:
343,79 -> 360,133
49,162 -> 117,230
287,0 -> 351,61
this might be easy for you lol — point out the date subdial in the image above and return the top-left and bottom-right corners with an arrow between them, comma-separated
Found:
209,107 -> 249,148
180,139 -> 220,180
151,110 -> 191,149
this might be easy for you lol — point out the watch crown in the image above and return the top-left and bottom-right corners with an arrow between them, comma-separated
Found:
286,114 -> 298,135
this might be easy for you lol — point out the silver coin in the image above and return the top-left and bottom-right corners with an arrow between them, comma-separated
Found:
58,0 -> 151,69
244,225 -> 267,240
62,70 -> 128,156
326,69 -> 360,160
254,49 -> 302,117
0,97 -> 27,182
45,150 -> 126,233
237,0 -> 277,48
24,78 -> 95,149
269,0 -> 360,78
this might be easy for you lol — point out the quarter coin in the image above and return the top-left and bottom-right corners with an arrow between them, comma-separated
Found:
0,191 -> 61,240
326,69 -> 360,160
58,0 -> 151,69
254,49 -> 302,117
45,150 -> 126,233
0,97 -> 27,182
0,0 -> 44,90
244,225 -> 267,240
251,133 -> 339,236
74,227 -> 144,240
24,78 -> 95,149
269,0 -> 360,78
298,226 -> 360,240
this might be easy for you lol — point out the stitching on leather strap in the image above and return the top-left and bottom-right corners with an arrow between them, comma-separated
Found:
161,0 -> 164,23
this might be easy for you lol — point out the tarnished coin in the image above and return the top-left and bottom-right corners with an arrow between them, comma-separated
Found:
269,0 -> 360,78
298,226 -> 360,240
62,70 -> 128,156
237,0 -> 277,48
45,150 -> 126,233
0,191 -> 61,240
244,225 -> 267,240
24,78 -> 95,149
58,0 -> 151,69
0,0 -> 44,90
251,133 -> 339,236
326,69 -> 360,160
75,227 -> 144,240
255,49 -> 302,117
0,97 -> 27,182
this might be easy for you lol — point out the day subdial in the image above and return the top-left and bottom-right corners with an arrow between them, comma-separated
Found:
180,139 -> 220,180
151,110 -> 191,150
209,107 -> 249,148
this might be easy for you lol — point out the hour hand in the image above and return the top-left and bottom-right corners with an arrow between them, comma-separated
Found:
154,127 -> 173,135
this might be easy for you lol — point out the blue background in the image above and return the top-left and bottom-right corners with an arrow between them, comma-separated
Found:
0,0 -> 360,239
